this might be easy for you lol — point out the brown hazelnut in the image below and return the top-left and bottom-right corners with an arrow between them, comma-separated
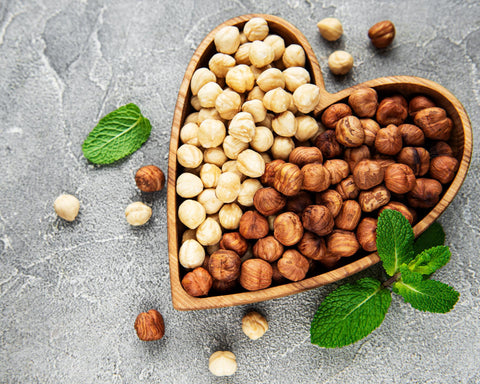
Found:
182,267 -> 213,297
384,163 -> 416,194
277,249 -> 309,281
376,98 -> 407,126
368,20 -> 395,48
397,147 -> 430,176
353,159 -> 385,190
301,163 -> 331,192
297,231 -> 327,261
273,212 -> 304,246
286,191 -> 313,214
429,141 -> 454,158
239,259 -> 273,291
345,145 -> 371,173
408,95 -> 436,119
360,118 -> 380,146
407,178 -> 443,208
414,107 -> 453,141
212,278 -> 237,293
358,186 -> 391,212
316,189 -> 343,218
373,155 -> 396,171
273,163 -> 303,196
208,250 -> 241,282
324,159 -> 349,184
379,201 -> 416,225
302,205 -> 334,236
336,175 -> 360,200
399,124 -> 425,146
239,210 -> 269,239
429,155 -> 459,184
335,116 -> 365,147
327,230 -> 360,257
253,187 -> 286,216
375,124 -> 402,155
219,232 -> 248,256
356,218 -> 377,252
134,309 -> 165,341
315,130 -> 343,159
261,159 -> 285,186
135,165 -> 165,192
288,146 -> 323,166
271,261 -> 287,284
335,200 -> 362,231
321,103 -> 352,129
348,87 -> 378,117
253,236 -> 284,262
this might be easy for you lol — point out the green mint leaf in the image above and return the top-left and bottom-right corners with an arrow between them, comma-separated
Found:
414,222 -> 445,255
407,246 -> 451,275
393,266 -> 459,313
82,103 -> 152,164
311,278 -> 392,348
376,209 -> 415,276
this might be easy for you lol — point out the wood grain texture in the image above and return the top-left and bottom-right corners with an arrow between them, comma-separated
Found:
167,14 -> 472,311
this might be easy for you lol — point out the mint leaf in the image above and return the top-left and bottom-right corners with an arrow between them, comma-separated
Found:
82,103 -> 152,164
408,246 -> 451,275
376,209 -> 415,276
414,222 -> 445,255
393,266 -> 459,313
311,278 -> 392,348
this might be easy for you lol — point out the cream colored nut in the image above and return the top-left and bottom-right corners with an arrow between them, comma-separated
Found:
176,173 -> 204,198
218,203 -> 243,230
190,95 -> 201,111
282,44 -> 306,68
242,99 -> 267,123
196,217 -> 222,246
215,89 -> 242,120
239,32 -> 248,44
293,84 -> 321,113
222,160 -> 245,180
259,113 -> 274,129
182,228 -> 197,243
247,86 -> 265,101
223,135 -> 249,160
242,311 -> 268,340
177,144 -> 203,169
236,149 -> 266,178
208,213 -> 221,226
263,88 -> 292,113
198,82 -> 223,108
288,97 -> 298,114
191,68 -> 216,96
249,40 -> 275,68
214,26 -> 241,54
206,242 -> 221,255
197,189 -> 224,214
264,34 -> 285,61
209,351 -> 237,377
260,152 -> 272,164
125,202 -> 152,226
251,126 -> 274,152
209,53 -> 236,78
185,112 -> 199,125
283,67 -> 311,92
216,172 -> 241,203
226,65 -> 255,93
237,179 -> 263,207
203,147 -> 227,167
249,65 -> 268,81
178,200 -> 206,229
200,163 -> 222,188
179,239 -> 205,269
257,68 -> 286,92
228,112 -> 256,143
317,17 -> 343,41
198,119 -> 226,148
198,108 -> 223,124
244,17 -> 269,41
234,43 -> 252,65
54,194 -> 80,221
271,136 -> 295,160
272,111 -> 297,137
328,50 -> 354,75
295,115 -> 321,142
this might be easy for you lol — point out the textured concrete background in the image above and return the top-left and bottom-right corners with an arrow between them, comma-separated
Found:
1,0 -> 479,383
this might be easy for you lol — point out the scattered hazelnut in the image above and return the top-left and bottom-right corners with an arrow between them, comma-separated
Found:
358,186 -> 391,212
134,309 -> 165,341
253,236 -> 284,262
429,155 -> 458,184
135,165 -> 165,192
302,205 -> 334,236
317,17 -> 343,41
125,201 -> 152,226
179,239 -> 206,268
356,218 -> 377,252
240,258 -> 273,291
239,210 -> 269,239
301,163 -> 331,192
273,163 -> 303,196
253,187 -> 286,216
286,191 -> 314,214
242,311 -> 268,340
54,194 -> 80,222
399,124 -> 425,146
289,146 -> 323,167
273,212 -> 304,246
336,116 -> 365,147
360,118 -> 380,146
278,249 -> 309,281
327,230 -> 360,257
209,351 -> 237,376
408,95 -> 436,119
414,107 -> 453,141
353,159 -> 385,190
397,147 -> 430,176
316,189 -> 343,217
298,231 -> 327,261
375,124 -> 402,155
182,267 -> 213,296
315,130 -> 343,159
407,178 -> 443,208
379,201 -> 416,225
220,232 -> 248,256
384,163 -> 416,194
335,200 -> 362,231
376,97 -> 407,126
328,50 -> 354,75
208,249 -> 241,282
321,103 -> 352,129
348,88 -> 378,118
368,20 -> 395,48
336,175 -> 360,200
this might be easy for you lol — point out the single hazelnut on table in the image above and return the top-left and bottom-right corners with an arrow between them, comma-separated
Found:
208,249 -> 241,282
286,191 -> 313,214
368,20 -> 395,49
358,186 -> 391,212
356,218 -> 377,252
302,205 -> 334,237
407,178 -> 443,208
327,230 -> 360,257
274,212 -> 304,246
209,351 -> 237,377
273,163 -> 303,196
220,232 -> 248,256
429,155 -> 459,184
301,163 -> 331,192
353,159 -> 385,190
54,194 -> 80,222
379,201 -> 416,225
125,201 -> 152,226
239,210 -> 269,239
316,189 -> 343,218
315,130 -> 343,159
253,187 -> 286,216
323,159 -> 349,185
348,87 -> 378,118
317,17 -> 343,41
240,258 -> 273,291
321,103 -> 352,129
182,267 -> 213,297
289,146 -> 323,167
179,239 -> 206,269
408,95 -> 436,119
336,175 -> 360,200
253,236 -> 284,262
375,124 -> 402,155
344,145 -> 371,173
360,118 -> 380,146
414,107 -> 453,141
399,124 -> 425,146
328,50 -> 354,75
429,141 -> 454,158
335,115 -> 365,147
277,249 -> 310,281
397,147 -> 430,176
242,311 -> 268,340
135,165 -> 165,192
384,163 -> 416,194
261,159 -> 285,186
335,200 -> 362,231
134,309 -> 165,341
298,231 -> 327,261
376,97 -> 407,126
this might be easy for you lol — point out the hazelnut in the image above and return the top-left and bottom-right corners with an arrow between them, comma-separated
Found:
247,86 -> 266,101
208,250 -> 241,282
335,115 -> 365,148
182,267 -> 213,296
264,34 -> 286,61
180,122 -> 200,146
135,165 -> 165,192
358,186 -> 391,212
317,17 -> 343,41
250,126 -> 274,153
353,159 -> 385,190
198,82 -> 223,109
198,119 -> 226,148
429,141 -> 454,158
249,40 -> 275,68
235,43 -> 252,65
223,135 -> 249,160
328,50 -> 354,75
197,189 -> 223,214
125,201 -> 152,226
218,203 -> 243,230
179,239 -> 206,269
277,249 -> 310,281
242,311 -> 268,340
204,147 -> 227,167
273,163 -> 303,196
237,178 -> 263,207
226,64 -> 255,93
289,146 -> 323,167
271,136 -> 295,160
376,97 -> 407,126
282,44 -> 306,68
397,147 -> 430,176
286,191 -> 313,214
348,88 -> 378,117
408,95 -> 436,119
220,232 -> 248,256
177,144 -> 203,169
323,159 -> 349,185
360,118 -> 380,146
315,130 -> 343,159
316,189 -> 343,218
209,351 -> 238,376
244,17 -> 269,41
54,194 -> 80,221
283,67 -> 311,93
209,53 -> 236,78
200,164 -> 222,189
253,187 -> 286,216
321,103 -> 352,129
302,205 -> 334,236
356,218 -> 377,252
242,99 -> 267,123
293,84 -> 321,114
368,20 -> 395,48
345,145 -> 371,172
399,124 -> 425,146
335,200 -> 362,231
429,156 -> 458,184
274,212 -> 304,246
256,68 -> 285,92
253,236 -> 284,262
295,115 -> 321,142
271,261 -> 287,284
375,124 -> 402,155
301,163 -> 331,192
298,231 -> 327,261
261,159 -> 285,186
228,112 -> 256,143
263,87 -> 292,113
216,172 -> 241,203
236,149 -> 265,178
196,218 -> 222,246
272,110 -> 297,137
384,163 -> 416,194
327,230 -> 360,257
191,68 -> 216,95
214,25 -> 240,54
414,107 -> 453,141
215,89 -> 242,120
134,309 -> 165,341
336,175 -> 360,200
374,155 -> 396,171
239,210 -> 269,239
379,201 -> 416,225
239,259 -> 273,291
407,178 -> 443,208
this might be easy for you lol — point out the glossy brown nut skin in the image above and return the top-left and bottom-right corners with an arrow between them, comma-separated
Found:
288,146 -> 323,166
327,230 -> 360,257
273,163 -> 303,196
134,309 -> 165,341
273,212 -> 304,246
182,267 -> 213,297
360,119 -> 380,146
429,141 -> 453,158
414,107 -> 453,141
277,250 -> 309,281
315,130 -> 342,159
239,210 -> 269,239
384,163 -> 417,194
301,163 -> 331,192
375,124 -> 402,155
335,116 -> 365,147
321,103 -> 352,129
286,191 -> 313,214
429,155 -> 458,184
379,201 -> 416,225
348,87 -> 378,117
239,259 -> 273,291
135,165 -> 165,192
345,145 -> 371,173
399,124 -> 425,146
302,205 -> 334,236
356,218 -> 377,252
253,236 -> 284,262
253,187 -> 286,216
316,189 -> 343,218
219,232 -> 248,256
358,186 -> 391,212
335,200 -> 362,231
208,250 -> 241,282
376,98 -> 407,126
324,159 -> 350,185
368,20 -> 395,48
353,159 -> 385,190
407,178 -> 443,208
336,176 -> 360,200
297,231 -> 327,261
397,147 -> 430,176
261,159 -> 285,186
408,95 -> 436,118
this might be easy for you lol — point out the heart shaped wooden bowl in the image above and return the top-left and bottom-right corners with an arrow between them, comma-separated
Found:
167,14 -> 472,310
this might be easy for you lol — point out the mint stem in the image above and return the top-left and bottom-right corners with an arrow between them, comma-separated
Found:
383,272 -> 401,288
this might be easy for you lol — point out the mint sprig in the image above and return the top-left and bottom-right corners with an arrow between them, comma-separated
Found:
310,210 -> 459,348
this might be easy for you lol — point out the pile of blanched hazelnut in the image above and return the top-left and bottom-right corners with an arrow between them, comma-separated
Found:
175,17 -> 459,298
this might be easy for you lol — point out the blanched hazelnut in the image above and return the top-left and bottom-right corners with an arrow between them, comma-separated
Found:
198,107 -> 223,124
208,249 -> 241,282
397,147 -> 430,176
223,135 -> 249,160
301,163 -> 331,192
214,26 -> 240,54
247,86 -> 265,101
216,172 -> 241,203
295,115 -> 321,142
277,250 -> 309,281
289,146 -> 323,167
179,239 -> 206,269
315,130 -> 342,159
335,200 -> 362,231
215,89 -> 242,120
375,124 -> 402,155
218,203 -> 243,230
250,126 -> 274,153
264,34 -> 285,61
317,17 -> 343,41
368,20 -> 395,48
236,149 -> 265,178
204,147 -> 227,167
54,194 -> 80,221
125,202 -> 152,226
409,95 -> 436,119
271,136 -> 295,160
242,311 -> 268,340
274,212 -> 304,246
336,176 -> 360,200
358,186 -> 391,212
253,187 -> 286,216
253,236 -> 284,262
200,163 -> 221,188
273,163 -> 303,196
209,53 -> 236,78
191,95 -> 201,111
209,351 -> 237,376
197,189 -> 223,214
237,178 -> 263,207
353,159 -> 384,190
376,97 -> 407,126
178,200 -> 206,229
180,122 -> 199,146
316,189 -> 343,218
272,111 -> 297,137
197,119 -> 226,148
407,178 -> 443,208
328,50 -> 354,75
293,84 -> 321,113
240,259 -> 273,291
348,88 -> 378,117
185,112 -> 199,125
244,17 -> 269,41
429,155 -> 458,184
176,172 -> 204,198
198,82 -> 223,108
242,99 -> 267,123
298,231 -> 327,261
256,68 -> 285,92
177,144 -> 203,169
228,112 -> 256,143
226,64 -> 255,93
282,44 -> 306,68
191,68 -> 216,95
234,43 -> 252,65
399,124 -> 425,146
327,230 -> 360,257
384,163 -> 416,194
283,66 -> 310,92
263,88 -> 292,113
336,115 -> 365,147
414,107 -> 453,141
182,267 -> 212,297
379,201 -> 416,225
356,218 -> 377,252
220,232 -> 248,256
249,40 -> 275,68
239,210 -> 269,239
302,205 -> 334,236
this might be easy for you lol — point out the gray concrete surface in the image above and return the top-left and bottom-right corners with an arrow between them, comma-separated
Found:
1,0 -> 479,383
